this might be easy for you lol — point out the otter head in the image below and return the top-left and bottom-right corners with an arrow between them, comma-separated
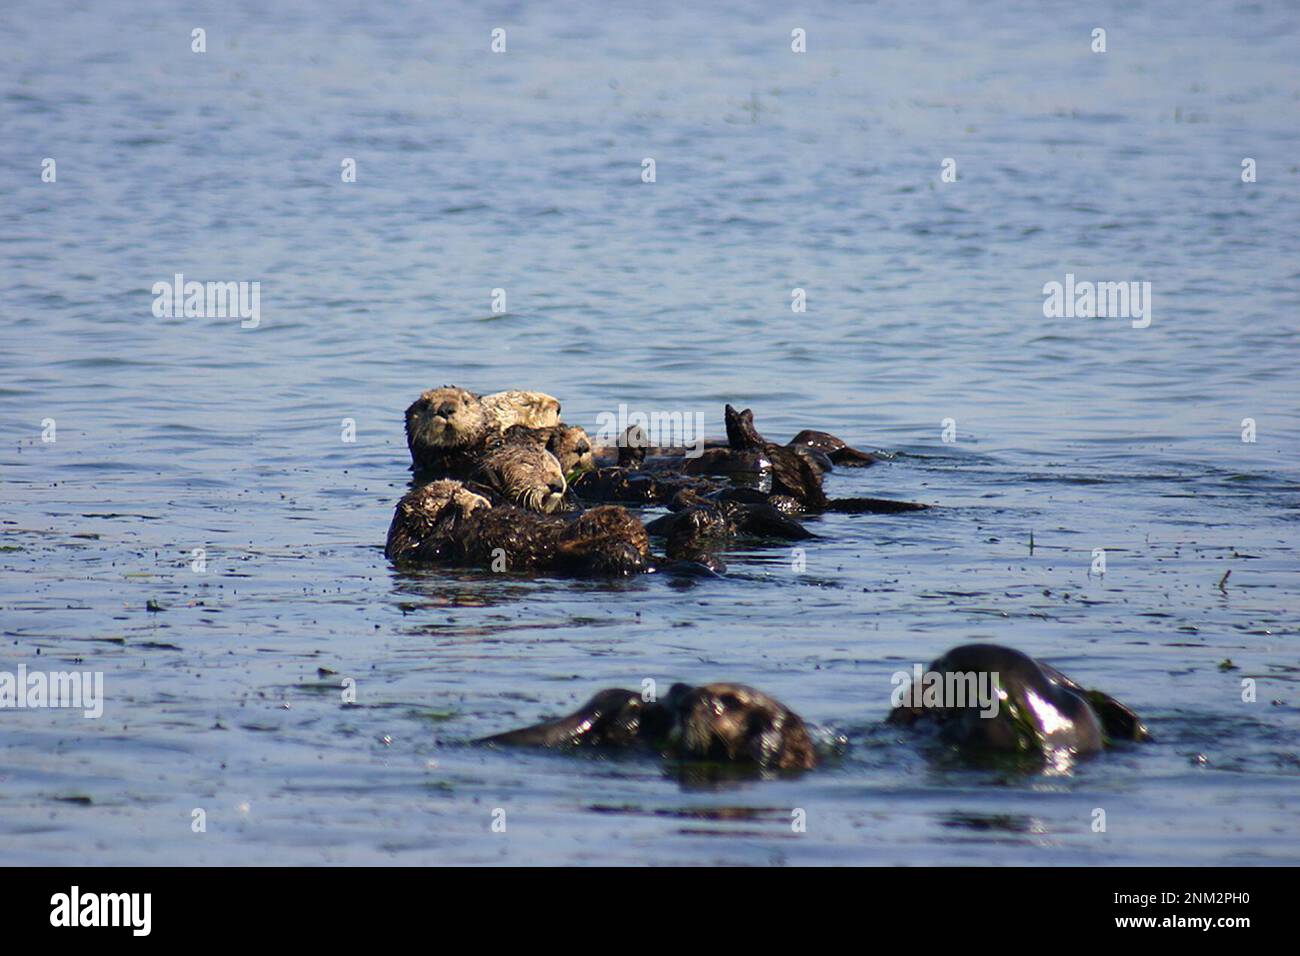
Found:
547,425 -> 595,479
724,404 -> 764,450
406,386 -> 489,463
476,444 -> 567,514
662,682 -> 816,770
617,424 -> 649,467
887,644 -> 1137,762
480,390 -> 562,431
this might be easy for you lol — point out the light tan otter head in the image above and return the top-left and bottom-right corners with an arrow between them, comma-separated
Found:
480,390 -> 561,432
475,444 -> 567,513
406,386 -> 490,462
663,682 -> 816,770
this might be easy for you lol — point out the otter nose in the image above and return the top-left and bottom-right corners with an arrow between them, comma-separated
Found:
435,401 -> 457,418
576,441 -> 590,455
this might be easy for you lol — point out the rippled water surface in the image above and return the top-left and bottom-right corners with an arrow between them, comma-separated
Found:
2,0 -> 1298,865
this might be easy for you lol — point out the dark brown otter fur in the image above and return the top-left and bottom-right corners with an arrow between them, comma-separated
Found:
789,429 -> 877,467
385,480 -> 652,576
482,681 -> 816,771
384,479 -> 492,564
571,428 -> 719,505
727,405 -> 929,514
887,644 -> 1152,758
646,488 -> 813,562
571,465 -> 717,506
725,404 -> 831,506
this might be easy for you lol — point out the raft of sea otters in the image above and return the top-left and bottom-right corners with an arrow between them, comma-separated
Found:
387,385 -> 925,575
386,386 -> 1152,769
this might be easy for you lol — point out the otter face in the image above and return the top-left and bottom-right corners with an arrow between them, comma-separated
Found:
663,682 -> 816,770
547,425 -> 595,478
477,444 -> 567,513
480,390 -> 562,431
406,386 -> 489,455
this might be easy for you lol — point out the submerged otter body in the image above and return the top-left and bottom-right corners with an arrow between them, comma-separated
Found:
385,479 -> 653,576
482,681 -> 817,771
723,404 -> 832,506
887,643 -> 1151,760
570,465 -> 717,506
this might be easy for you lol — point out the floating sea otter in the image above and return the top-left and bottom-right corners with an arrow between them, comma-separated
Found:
482,644 -> 1150,770
482,682 -> 817,771
470,442 -> 569,514
887,644 -> 1152,758
720,405 -> 927,514
645,487 -> 813,571
501,422 -> 596,480
385,479 -> 653,575
404,385 -> 562,477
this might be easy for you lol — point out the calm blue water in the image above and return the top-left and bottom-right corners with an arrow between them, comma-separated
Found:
1,0 -> 1298,865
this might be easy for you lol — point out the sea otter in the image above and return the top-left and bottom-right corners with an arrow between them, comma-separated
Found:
788,429 -> 876,467
725,405 -> 928,514
571,425 -> 720,506
384,479 -> 493,564
471,442 -> 568,513
502,422 -> 596,479
481,389 -> 561,431
482,681 -> 817,771
385,479 -> 653,575
887,643 -> 1152,759
645,488 -> 813,565
404,386 -> 561,477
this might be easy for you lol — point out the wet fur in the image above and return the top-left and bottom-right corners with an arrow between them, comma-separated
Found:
385,480 -> 651,575
502,423 -> 595,476
887,644 -> 1151,756
472,443 -> 568,513
404,386 -> 561,476
482,681 -> 815,770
